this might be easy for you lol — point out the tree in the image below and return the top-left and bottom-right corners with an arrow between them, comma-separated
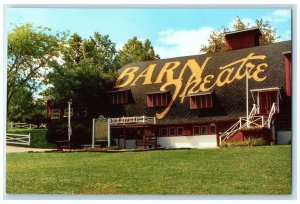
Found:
82,32 -> 117,72
7,87 -> 47,126
7,24 -> 62,107
45,32 -> 118,115
200,17 -> 280,53
116,37 -> 160,67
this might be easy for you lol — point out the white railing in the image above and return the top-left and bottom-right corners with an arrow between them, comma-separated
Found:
239,116 -> 268,128
219,103 -> 279,144
249,104 -> 259,121
266,103 -> 279,128
220,121 -> 244,143
110,115 -> 156,125
6,133 -> 31,146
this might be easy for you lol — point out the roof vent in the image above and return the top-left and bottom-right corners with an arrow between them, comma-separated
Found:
224,28 -> 262,51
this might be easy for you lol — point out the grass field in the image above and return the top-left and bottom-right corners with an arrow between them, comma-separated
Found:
7,128 -> 56,148
6,145 -> 291,195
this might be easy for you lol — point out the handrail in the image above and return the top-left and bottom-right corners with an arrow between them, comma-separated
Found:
220,103 -> 279,144
267,103 -> 279,128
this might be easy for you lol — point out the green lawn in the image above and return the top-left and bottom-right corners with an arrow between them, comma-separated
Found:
6,145 -> 291,195
7,128 -> 56,148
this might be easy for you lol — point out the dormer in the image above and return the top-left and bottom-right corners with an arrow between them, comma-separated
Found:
224,28 -> 262,51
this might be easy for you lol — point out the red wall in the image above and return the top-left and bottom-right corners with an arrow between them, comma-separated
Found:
227,128 -> 273,144
225,31 -> 259,51
284,53 -> 292,96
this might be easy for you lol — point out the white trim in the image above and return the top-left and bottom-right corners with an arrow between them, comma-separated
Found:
169,127 -> 176,136
64,108 -> 73,117
177,127 -> 183,135
51,109 -> 60,119
193,126 -> 200,135
250,87 -> 280,92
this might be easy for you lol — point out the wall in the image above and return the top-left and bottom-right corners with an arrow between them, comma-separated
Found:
157,135 -> 217,149
277,131 -> 291,144
114,136 -> 218,149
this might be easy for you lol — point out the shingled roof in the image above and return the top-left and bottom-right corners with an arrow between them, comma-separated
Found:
108,40 -> 291,125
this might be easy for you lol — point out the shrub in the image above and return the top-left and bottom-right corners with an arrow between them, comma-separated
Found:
221,137 -> 267,148
46,119 -> 92,144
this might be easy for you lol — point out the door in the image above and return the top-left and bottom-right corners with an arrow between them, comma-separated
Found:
259,91 -> 277,114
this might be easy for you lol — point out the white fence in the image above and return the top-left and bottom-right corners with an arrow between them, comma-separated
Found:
8,122 -> 39,129
6,133 -> 31,146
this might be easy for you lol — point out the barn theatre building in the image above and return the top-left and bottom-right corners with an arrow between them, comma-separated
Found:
107,28 -> 292,149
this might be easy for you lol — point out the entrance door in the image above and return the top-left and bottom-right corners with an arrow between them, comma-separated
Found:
259,91 -> 277,114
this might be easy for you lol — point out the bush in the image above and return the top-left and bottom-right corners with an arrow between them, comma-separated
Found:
83,146 -> 121,152
46,119 -> 92,144
221,137 -> 267,148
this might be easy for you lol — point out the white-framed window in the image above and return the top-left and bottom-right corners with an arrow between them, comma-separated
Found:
210,125 -> 216,134
201,126 -> 208,135
161,128 -> 168,137
193,126 -> 200,135
177,127 -> 183,135
64,108 -> 73,117
79,107 -> 88,117
169,127 -> 176,136
51,109 -> 60,119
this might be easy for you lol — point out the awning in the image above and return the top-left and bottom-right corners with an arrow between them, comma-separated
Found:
186,90 -> 213,97
250,87 -> 280,92
146,90 -> 169,95
106,88 -> 131,93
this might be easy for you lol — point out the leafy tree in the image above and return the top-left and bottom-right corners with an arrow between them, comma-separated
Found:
116,37 -> 160,67
7,23 -> 62,107
7,87 -> 47,127
82,32 -> 117,72
45,32 -> 118,117
200,17 -> 280,53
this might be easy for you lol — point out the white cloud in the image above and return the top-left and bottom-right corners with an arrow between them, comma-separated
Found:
263,9 -> 291,23
273,9 -> 291,18
154,26 -> 214,59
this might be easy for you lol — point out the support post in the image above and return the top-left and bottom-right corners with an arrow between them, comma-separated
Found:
68,99 -> 72,141
246,70 -> 249,128
92,118 -> 95,148
107,118 -> 111,147
28,133 -> 31,146
123,127 -> 126,149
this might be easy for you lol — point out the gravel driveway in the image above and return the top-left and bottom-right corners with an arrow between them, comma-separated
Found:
6,145 -> 56,153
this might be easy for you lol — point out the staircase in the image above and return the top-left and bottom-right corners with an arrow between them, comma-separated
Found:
219,103 -> 279,144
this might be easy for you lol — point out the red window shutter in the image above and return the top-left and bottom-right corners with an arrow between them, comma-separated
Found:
207,95 -> 212,108
190,96 -> 196,109
147,95 -> 153,107
124,91 -> 128,104
120,92 -> 123,104
162,93 -> 167,106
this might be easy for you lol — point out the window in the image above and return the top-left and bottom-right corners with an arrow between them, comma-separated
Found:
147,93 -> 169,107
51,109 -> 60,119
161,128 -> 168,137
210,125 -> 216,134
111,91 -> 130,105
189,94 -> 213,109
169,127 -> 176,136
79,107 -> 87,117
193,126 -> 200,135
64,108 -> 73,117
177,127 -> 183,135
201,126 -> 208,135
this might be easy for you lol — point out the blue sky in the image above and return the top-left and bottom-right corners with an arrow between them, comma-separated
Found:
7,7 -> 292,59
